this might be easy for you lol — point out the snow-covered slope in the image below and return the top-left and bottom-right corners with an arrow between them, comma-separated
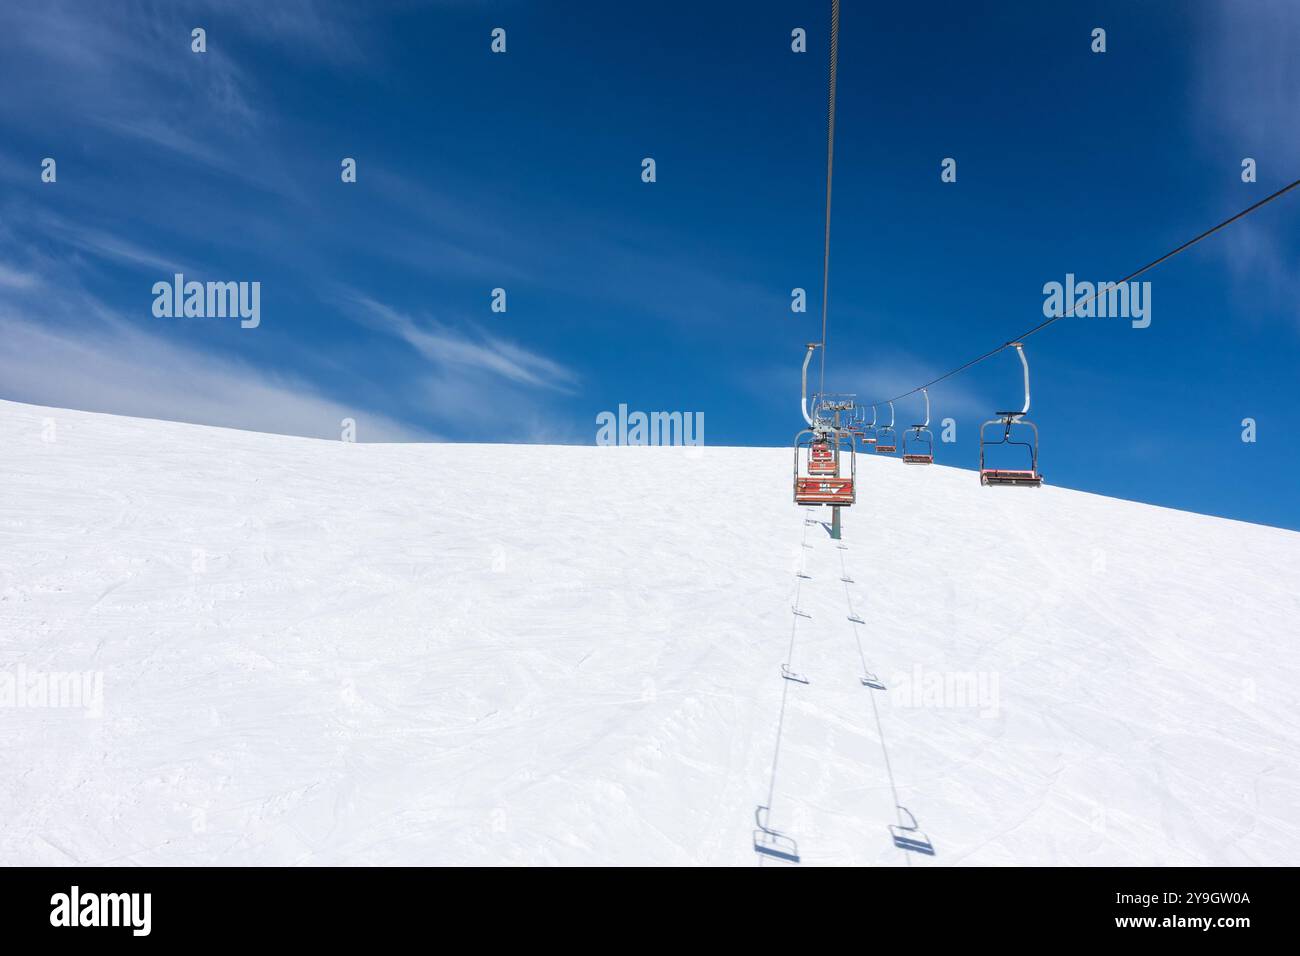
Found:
2,399 -> 1298,866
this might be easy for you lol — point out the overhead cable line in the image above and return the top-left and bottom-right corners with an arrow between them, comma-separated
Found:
860,176 -> 1300,408
818,0 -> 841,397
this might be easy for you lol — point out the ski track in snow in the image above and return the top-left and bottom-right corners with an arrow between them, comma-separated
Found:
2,399 -> 1299,865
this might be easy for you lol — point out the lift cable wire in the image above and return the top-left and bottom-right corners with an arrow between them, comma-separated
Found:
817,0 -> 840,398
860,176 -> 1300,408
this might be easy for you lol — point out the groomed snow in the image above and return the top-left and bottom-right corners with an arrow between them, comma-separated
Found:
2,399 -> 1298,866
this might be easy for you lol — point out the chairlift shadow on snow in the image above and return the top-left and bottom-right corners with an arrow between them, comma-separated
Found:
753,806 -> 800,864
780,663 -> 809,684
889,806 -> 935,856
860,671 -> 886,690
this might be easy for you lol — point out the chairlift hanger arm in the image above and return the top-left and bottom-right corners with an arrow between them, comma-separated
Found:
800,343 -> 820,427
1014,343 -> 1030,416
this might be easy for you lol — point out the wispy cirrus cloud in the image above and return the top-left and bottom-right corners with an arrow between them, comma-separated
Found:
1196,0 -> 1300,164
0,2 -> 258,126
348,294 -> 579,394
0,262 -> 40,290
0,250 -> 429,442
1194,1 -> 1300,311
0,311 -> 429,442
0,1 -> 322,204
29,209 -> 196,277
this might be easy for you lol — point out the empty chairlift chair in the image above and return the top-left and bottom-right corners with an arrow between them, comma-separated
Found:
794,429 -> 856,505
857,405 -> 878,447
979,342 -> 1043,486
807,437 -> 838,475
816,393 -> 857,432
793,343 -> 856,506
847,404 -> 868,441
902,387 -> 934,464
874,401 -> 898,454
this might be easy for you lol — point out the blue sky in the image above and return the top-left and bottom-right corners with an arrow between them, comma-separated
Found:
1,1 -> 1299,529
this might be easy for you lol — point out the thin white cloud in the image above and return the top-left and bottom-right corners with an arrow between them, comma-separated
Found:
0,309 -> 428,442
203,0 -> 371,64
0,1 -> 264,196
40,216 -> 194,277
1194,1 -> 1300,314
0,263 -> 39,290
350,295 -> 579,394
0,258 -> 428,442
1196,0 -> 1300,165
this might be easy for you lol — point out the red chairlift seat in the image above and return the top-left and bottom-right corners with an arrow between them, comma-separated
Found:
979,468 -> 1041,487
794,428 -> 856,507
808,441 -> 838,475
794,476 -> 855,505
902,436 -> 933,463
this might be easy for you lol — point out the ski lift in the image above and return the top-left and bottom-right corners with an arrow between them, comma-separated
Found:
979,343 -> 1042,486
795,430 -> 856,505
902,388 -> 934,464
815,393 -> 857,431
889,806 -> 935,856
855,405 -> 878,445
874,401 -> 898,454
794,345 -> 856,506
753,805 -> 800,863
847,404 -> 867,440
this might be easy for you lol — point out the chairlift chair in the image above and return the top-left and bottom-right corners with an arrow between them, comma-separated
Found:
794,344 -> 857,506
874,401 -> 898,454
979,343 -> 1042,486
816,393 -> 857,431
808,438 -> 838,475
847,404 -> 868,440
794,429 -> 856,505
902,388 -> 934,464
857,405 -> 878,446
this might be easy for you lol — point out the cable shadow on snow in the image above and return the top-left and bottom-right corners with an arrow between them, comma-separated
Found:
839,541 -> 939,863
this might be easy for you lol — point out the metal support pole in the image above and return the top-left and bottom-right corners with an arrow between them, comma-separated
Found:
831,506 -> 842,540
